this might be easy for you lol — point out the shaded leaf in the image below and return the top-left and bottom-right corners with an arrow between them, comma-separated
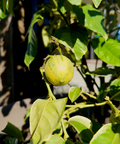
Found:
92,0 -> 102,8
68,116 -> 93,143
73,5 -> 108,40
97,82 -> 110,102
109,78 -> 120,101
2,122 -> 23,141
3,138 -> 18,144
2,0 -> 7,13
68,87 -> 82,102
91,37 -> 120,66
30,98 -> 67,144
53,26 -> 88,60
91,120 -> 102,134
86,67 -> 116,77
90,123 -> 120,144
24,13 -> 43,69
8,0 -> 15,16
24,29 -> 38,69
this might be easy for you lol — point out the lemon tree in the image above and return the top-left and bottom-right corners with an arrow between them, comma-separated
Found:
2,0 -> 120,144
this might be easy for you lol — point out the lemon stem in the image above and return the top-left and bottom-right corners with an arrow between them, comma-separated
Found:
57,46 -> 63,55
61,119 -> 69,139
82,92 -> 97,100
40,67 -> 56,100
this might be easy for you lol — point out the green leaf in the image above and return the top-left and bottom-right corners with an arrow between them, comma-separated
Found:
8,0 -> 15,16
24,29 -> 38,69
91,120 -> 102,134
3,138 -> 18,144
109,79 -> 120,101
67,0 -> 82,5
53,26 -> 88,60
86,67 -> 116,77
97,82 -> 110,102
24,107 -> 31,122
42,27 -> 50,47
2,122 -> 23,141
0,8 -> 7,19
2,0 -> 7,13
91,37 -> 120,66
45,135 -> 65,144
92,0 -> 102,8
73,5 -> 108,40
65,139 -> 74,144
90,123 -> 120,144
68,116 -> 93,143
30,98 -> 67,144
24,13 -> 43,69
68,86 -> 82,102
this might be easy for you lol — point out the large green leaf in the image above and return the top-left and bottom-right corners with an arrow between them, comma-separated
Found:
92,0 -> 102,8
53,26 -> 88,60
90,123 -> 120,144
2,122 -> 23,141
73,4 -> 108,40
68,116 -> 93,143
24,13 -> 43,69
68,86 -> 82,102
45,135 -> 65,144
30,98 -> 67,144
109,79 -> 120,101
86,67 -> 116,77
91,37 -> 120,66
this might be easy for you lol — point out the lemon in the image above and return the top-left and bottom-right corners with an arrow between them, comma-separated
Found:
45,55 -> 74,86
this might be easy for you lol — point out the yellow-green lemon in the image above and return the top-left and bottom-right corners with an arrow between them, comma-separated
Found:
45,55 -> 74,86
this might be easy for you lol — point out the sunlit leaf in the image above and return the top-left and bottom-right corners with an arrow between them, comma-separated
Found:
90,123 -> 120,144
42,27 -> 50,47
92,0 -> 102,8
30,98 -> 67,144
45,135 -> 65,144
68,87 -> 82,102
24,107 -> 31,122
67,0 -> 82,5
73,5 -> 108,40
91,37 -> 120,66
68,116 -> 93,143
53,26 -> 88,60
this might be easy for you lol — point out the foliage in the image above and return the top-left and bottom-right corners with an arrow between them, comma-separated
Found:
1,0 -> 120,144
